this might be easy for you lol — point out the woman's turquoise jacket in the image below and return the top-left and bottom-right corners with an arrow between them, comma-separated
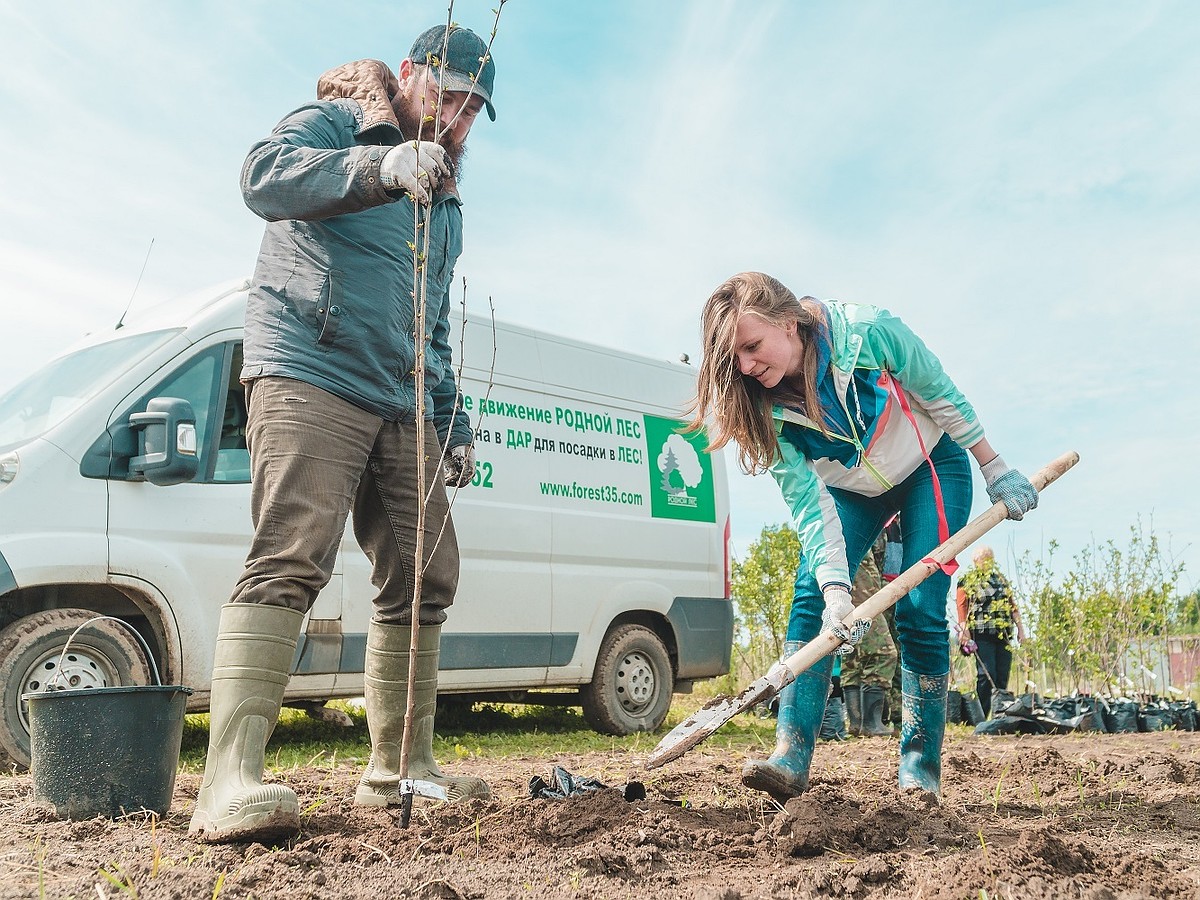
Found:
770,300 -> 984,590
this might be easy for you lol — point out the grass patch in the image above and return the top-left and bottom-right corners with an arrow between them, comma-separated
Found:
179,694 -> 779,772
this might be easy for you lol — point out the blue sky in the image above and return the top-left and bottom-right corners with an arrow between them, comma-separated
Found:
1,0 -> 1197,592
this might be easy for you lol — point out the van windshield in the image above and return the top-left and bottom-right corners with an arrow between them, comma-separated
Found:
0,330 -> 179,452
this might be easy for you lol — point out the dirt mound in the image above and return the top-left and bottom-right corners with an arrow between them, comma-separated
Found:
1,731 -> 1197,899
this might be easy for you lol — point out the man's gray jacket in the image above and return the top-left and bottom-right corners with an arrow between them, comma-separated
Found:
239,59 -> 472,449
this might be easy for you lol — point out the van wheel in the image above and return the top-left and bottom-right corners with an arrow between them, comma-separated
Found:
0,609 -> 153,771
581,624 -> 673,735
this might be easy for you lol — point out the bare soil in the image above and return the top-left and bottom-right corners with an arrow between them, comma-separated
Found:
2,730 -> 1197,899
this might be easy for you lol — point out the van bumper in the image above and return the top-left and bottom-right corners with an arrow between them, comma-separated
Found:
667,596 -> 733,679
0,549 -> 15,598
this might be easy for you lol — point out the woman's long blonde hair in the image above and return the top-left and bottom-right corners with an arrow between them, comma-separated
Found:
687,272 -> 829,474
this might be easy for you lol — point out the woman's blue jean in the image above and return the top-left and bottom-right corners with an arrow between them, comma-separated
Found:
786,433 -> 973,676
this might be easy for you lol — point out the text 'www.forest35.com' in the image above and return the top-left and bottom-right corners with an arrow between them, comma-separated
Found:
539,481 -> 644,506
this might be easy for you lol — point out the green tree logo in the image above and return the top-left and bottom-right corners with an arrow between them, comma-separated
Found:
643,415 -> 714,522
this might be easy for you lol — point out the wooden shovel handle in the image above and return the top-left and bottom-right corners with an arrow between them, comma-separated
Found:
782,450 -> 1080,679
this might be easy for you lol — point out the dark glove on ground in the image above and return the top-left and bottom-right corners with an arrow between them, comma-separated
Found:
528,766 -> 646,802
529,766 -> 607,799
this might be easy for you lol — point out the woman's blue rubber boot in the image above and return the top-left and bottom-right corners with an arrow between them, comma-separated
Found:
741,643 -> 832,804
898,667 -> 949,797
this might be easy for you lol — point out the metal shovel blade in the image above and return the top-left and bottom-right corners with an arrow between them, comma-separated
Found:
400,779 -> 449,802
396,778 -> 449,829
645,661 -> 795,769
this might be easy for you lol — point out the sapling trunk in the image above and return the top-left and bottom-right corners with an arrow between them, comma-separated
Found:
397,1 -> 508,826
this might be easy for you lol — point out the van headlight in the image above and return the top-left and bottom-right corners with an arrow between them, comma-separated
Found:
0,451 -> 17,490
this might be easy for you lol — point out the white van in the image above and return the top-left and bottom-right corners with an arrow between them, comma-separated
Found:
0,280 -> 732,769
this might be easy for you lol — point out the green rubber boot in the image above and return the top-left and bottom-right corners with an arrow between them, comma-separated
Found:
189,603 -> 304,843
844,685 -> 864,737
898,668 -> 948,796
355,622 -> 491,806
741,642 -> 832,803
861,684 -> 894,736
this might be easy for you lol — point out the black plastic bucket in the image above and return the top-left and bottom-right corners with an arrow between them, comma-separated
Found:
26,684 -> 192,818
22,615 -> 192,819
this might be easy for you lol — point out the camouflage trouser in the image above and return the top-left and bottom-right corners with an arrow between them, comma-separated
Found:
840,552 -> 899,690
841,614 -> 898,688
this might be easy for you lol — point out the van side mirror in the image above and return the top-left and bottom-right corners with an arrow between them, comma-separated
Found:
129,397 -> 199,486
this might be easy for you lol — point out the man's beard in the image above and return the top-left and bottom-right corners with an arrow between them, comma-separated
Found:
394,101 -> 468,179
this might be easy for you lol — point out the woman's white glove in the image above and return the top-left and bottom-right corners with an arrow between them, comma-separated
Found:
379,140 -> 451,204
980,455 -> 1038,520
821,585 -> 870,655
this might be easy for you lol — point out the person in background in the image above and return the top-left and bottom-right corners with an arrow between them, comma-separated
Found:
689,272 -> 1037,801
956,545 -> 1025,714
189,23 -> 498,844
840,535 -> 898,737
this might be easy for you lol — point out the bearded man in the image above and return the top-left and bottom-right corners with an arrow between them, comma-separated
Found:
189,24 -> 497,844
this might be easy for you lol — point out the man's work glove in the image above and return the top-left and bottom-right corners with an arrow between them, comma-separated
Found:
980,455 -> 1038,520
443,444 -> 475,488
379,140 -> 451,204
821,585 -> 870,656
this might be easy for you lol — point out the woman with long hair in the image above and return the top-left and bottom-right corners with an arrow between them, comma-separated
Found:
691,272 -> 1037,800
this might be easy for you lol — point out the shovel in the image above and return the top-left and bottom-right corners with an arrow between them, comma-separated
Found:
644,450 -> 1079,770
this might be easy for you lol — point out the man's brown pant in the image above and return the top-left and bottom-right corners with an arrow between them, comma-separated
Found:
229,376 -> 460,625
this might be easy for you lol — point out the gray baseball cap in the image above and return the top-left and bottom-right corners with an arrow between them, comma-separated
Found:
409,24 -> 496,121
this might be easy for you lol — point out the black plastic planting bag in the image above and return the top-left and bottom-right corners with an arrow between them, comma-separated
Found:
1139,707 -> 1175,732
1044,697 -> 1107,732
1003,692 -> 1040,719
962,693 -> 986,726
1045,697 -> 1076,718
946,690 -> 964,724
1173,701 -> 1198,731
1077,696 -> 1110,733
973,692 -> 1089,737
974,715 -> 1047,736
1106,700 -> 1140,733
990,689 -> 1017,718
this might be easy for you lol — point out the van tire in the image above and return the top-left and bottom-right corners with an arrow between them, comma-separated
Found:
0,609 -> 153,771
581,624 -> 673,735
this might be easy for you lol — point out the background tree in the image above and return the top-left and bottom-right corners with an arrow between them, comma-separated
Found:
730,524 -> 799,682
1171,590 -> 1200,634
1013,521 -> 1185,697
728,518 -> 1191,698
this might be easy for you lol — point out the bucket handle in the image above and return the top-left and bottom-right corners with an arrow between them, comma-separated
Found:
45,615 -> 163,691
